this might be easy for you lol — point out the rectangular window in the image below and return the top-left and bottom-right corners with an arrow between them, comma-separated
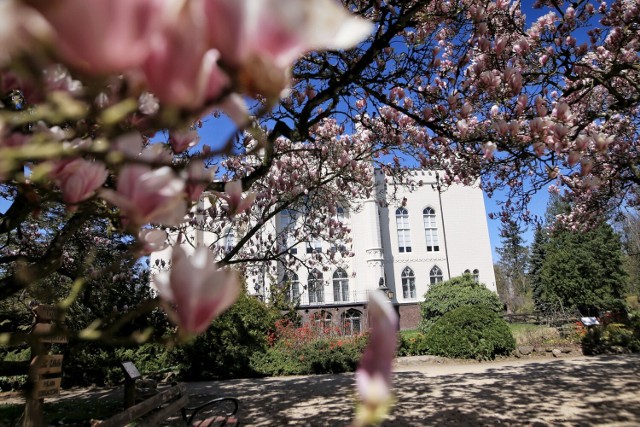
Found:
396,208 -> 412,253
425,229 -> 439,252
423,209 -> 439,252
281,210 -> 298,254
398,229 -> 412,253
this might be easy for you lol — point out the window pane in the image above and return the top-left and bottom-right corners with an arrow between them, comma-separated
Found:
423,208 -> 439,251
396,209 -> 411,252
401,267 -> 416,299
429,266 -> 443,284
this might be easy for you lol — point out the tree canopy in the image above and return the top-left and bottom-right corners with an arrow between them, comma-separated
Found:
0,0 -> 638,353
534,221 -> 627,316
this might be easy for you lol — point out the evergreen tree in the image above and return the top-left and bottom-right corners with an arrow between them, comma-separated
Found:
495,218 -> 530,313
528,223 -> 548,312
537,221 -> 627,316
620,211 -> 640,296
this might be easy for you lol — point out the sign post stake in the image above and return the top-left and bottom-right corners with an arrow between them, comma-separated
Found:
21,305 -> 66,427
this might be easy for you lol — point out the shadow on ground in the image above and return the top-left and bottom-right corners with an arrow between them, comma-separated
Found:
4,354 -> 639,426
184,354 -> 640,426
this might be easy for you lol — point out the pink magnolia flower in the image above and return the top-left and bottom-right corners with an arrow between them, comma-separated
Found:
204,0 -> 372,97
169,128 -> 200,154
0,0 -> 50,67
567,150 -> 581,167
100,165 -> 187,227
31,0 -> 164,74
50,158 -> 108,204
154,245 -> 240,335
354,290 -> 398,426
137,228 -> 168,255
143,0 -> 229,107
217,180 -> 256,217
184,160 -> 216,202
483,142 -> 497,159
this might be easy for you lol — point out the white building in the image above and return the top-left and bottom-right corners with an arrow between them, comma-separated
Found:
157,169 -> 496,331
264,169 -> 496,330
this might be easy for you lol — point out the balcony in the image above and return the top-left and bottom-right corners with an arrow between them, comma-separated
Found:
296,290 -> 372,307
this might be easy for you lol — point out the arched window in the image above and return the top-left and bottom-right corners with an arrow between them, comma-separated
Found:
401,267 -> 416,299
423,207 -> 440,252
336,205 -> 345,221
430,265 -> 444,284
222,228 -> 235,252
314,310 -> 332,332
280,210 -> 297,254
395,208 -> 412,253
333,268 -> 349,302
472,269 -> 480,282
283,272 -> 300,303
308,269 -> 324,304
343,309 -> 362,335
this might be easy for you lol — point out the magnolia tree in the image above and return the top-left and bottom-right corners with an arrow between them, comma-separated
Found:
1,0 -> 639,423
265,0 -> 639,226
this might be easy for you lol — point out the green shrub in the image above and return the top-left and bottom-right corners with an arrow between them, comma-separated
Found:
249,318 -> 368,376
424,306 -> 515,360
62,345 -> 124,387
62,343 -> 172,387
173,292 -> 281,380
420,274 -> 504,332
250,334 -> 368,376
0,347 -> 30,391
582,322 -> 640,355
397,330 -> 429,356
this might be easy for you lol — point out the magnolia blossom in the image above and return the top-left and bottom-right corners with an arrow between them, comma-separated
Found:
184,160 -> 215,202
50,158 -> 108,204
483,142 -> 497,159
154,245 -> 240,335
354,291 -> 398,426
137,228 -> 169,255
100,165 -> 187,227
169,128 -> 200,154
217,180 -> 257,217
204,0 -> 372,97
143,0 -> 229,107
0,0 -> 50,67
30,0 -> 164,74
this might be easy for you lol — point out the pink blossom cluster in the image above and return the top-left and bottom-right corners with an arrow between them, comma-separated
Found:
0,0 -> 371,336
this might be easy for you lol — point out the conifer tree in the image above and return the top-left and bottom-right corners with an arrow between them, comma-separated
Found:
536,221 -> 627,316
495,218 -> 530,313
528,223 -> 548,312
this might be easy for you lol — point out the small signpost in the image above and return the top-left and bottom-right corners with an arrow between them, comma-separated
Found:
31,355 -> 64,375
33,377 -> 62,399
121,361 -> 142,409
23,304 -> 66,427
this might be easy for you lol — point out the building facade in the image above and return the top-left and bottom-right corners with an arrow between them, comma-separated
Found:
155,169 -> 496,333
270,169 -> 496,331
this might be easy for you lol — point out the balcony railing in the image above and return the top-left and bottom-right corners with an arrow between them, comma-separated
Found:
296,290 -> 372,307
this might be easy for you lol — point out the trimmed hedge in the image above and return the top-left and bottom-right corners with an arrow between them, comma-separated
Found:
424,305 -> 515,360
420,274 -> 504,332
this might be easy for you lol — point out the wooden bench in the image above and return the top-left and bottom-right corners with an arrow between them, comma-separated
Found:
93,382 -> 239,426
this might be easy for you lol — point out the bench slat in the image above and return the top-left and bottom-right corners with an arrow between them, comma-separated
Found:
94,383 -> 186,427
139,394 -> 189,427
195,416 -> 238,427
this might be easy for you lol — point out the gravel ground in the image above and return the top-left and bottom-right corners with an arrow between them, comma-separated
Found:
2,353 -> 640,426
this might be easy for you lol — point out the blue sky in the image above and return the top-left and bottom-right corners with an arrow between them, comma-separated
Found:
2,3 -> 562,264
192,114 -> 549,265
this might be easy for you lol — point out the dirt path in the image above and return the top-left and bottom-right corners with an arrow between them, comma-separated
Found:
3,354 -> 640,426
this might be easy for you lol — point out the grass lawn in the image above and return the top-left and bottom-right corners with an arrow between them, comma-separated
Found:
508,322 -> 579,346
